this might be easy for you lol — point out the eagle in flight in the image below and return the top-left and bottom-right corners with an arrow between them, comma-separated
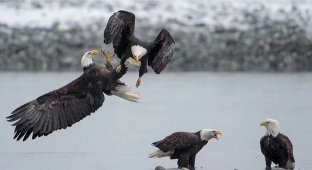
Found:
7,50 -> 140,141
103,10 -> 175,87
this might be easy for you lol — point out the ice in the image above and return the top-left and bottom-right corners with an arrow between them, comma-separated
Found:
0,72 -> 311,169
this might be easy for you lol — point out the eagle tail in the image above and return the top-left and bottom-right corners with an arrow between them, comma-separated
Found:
111,85 -> 140,102
148,149 -> 171,158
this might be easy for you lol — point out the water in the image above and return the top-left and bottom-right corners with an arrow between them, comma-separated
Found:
0,72 -> 311,170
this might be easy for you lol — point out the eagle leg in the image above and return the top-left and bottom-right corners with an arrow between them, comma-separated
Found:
136,59 -> 147,87
113,64 -> 128,79
115,65 -> 122,73
115,56 -> 128,73
265,156 -> 272,170
136,77 -> 141,88
177,155 -> 189,169
189,155 -> 196,169
101,49 -> 113,62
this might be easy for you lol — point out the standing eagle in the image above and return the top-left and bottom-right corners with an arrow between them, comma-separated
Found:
103,10 -> 175,87
7,50 -> 140,141
149,129 -> 222,170
260,119 -> 295,169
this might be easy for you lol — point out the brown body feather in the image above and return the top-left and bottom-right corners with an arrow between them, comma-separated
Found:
7,64 -> 128,141
151,131 -> 207,169
260,133 -> 295,169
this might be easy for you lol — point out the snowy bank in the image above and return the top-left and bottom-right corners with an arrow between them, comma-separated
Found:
0,0 -> 311,71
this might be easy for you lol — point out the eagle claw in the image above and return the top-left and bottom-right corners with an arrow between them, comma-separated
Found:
115,65 -> 122,73
136,77 -> 141,88
101,49 -> 112,61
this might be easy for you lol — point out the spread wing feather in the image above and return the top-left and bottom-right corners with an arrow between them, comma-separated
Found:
148,29 -> 175,74
103,10 -> 135,58
152,132 -> 198,152
7,74 -> 104,141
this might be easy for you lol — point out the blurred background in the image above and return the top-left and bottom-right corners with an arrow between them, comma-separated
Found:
1,0 -> 312,170
0,0 -> 312,71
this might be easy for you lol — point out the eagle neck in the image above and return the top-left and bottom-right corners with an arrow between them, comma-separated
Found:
83,63 -> 95,72
266,130 -> 280,138
194,131 -> 201,138
265,125 -> 280,137
81,54 -> 94,68
195,131 -> 207,144
195,131 -> 208,146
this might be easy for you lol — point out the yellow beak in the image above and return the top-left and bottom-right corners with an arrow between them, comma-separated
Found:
134,56 -> 140,61
89,49 -> 99,56
260,121 -> 269,126
214,131 -> 222,140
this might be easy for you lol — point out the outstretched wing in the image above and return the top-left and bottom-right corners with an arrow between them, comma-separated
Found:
148,29 -> 175,74
103,10 -> 135,58
152,132 -> 198,152
7,73 -> 104,141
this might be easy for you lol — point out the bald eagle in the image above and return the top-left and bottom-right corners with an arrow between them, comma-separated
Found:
7,50 -> 140,141
260,119 -> 295,169
103,10 -> 175,87
149,129 -> 222,170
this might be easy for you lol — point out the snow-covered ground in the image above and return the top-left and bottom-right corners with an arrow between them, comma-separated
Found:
0,0 -> 312,71
0,0 -> 311,30
0,72 -> 312,169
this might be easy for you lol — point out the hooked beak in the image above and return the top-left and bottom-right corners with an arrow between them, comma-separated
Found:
260,121 -> 269,126
213,131 -> 222,140
134,55 -> 141,61
89,49 -> 99,56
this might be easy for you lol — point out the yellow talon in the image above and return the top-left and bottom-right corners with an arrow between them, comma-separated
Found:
101,49 -> 112,62
136,77 -> 141,88
115,65 -> 122,73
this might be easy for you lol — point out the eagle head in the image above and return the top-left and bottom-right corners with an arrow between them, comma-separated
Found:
81,49 -> 99,68
131,45 -> 147,62
200,129 -> 222,141
260,118 -> 280,137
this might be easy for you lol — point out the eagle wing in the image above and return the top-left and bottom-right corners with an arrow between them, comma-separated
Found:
103,10 -> 135,58
279,134 -> 295,162
7,73 -> 104,141
148,29 -> 175,74
152,132 -> 198,152
260,134 -> 295,164
260,135 -> 267,155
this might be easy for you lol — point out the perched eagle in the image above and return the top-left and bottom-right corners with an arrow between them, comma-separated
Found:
260,119 -> 295,169
7,50 -> 140,141
103,10 -> 175,87
149,129 -> 222,170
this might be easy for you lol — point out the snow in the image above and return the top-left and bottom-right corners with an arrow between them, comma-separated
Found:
1,0 -> 312,72
0,72 -> 312,169
0,0 -> 311,30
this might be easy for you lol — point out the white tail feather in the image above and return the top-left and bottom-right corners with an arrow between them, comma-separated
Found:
111,85 -> 140,102
148,149 -> 171,158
